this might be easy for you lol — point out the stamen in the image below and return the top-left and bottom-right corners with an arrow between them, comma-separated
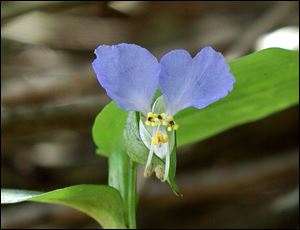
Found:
147,112 -> 154,117
151,131 -> 168,145
154,165 -> 164,181
162,120 -> 168,126
163,144 -> 170,182
145,112 -> 159,127
143,111 -> 178,182
151,121 -> 159,127
173,124 -> 179,130
145,123 -> 162,177
144,166 -> 152,177
167,115 -> 173,121
144,143 -> 154,177
164,116 -> 179,132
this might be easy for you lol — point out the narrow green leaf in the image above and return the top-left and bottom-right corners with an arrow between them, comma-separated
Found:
1,185 -> 126,229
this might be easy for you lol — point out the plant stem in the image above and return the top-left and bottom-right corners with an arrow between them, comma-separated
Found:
128,160 -> 137,229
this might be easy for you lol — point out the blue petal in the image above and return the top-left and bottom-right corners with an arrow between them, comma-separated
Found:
159,46 -> 235,115
92,43 -> 160,114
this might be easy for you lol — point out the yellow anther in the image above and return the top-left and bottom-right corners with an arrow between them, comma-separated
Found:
162,134 -> 168,143
166,118 -> 179,132
167,115 -> 174,122
145,112 -> 159,126
151,121 -> 158,127
144,165 -> 153,177
146,111 -> 179,131
151,131 -> 169,145
147,112 -> 154,117
154,165 -> 164,181
151,136 -> 159,145
173,124 -> 179,130
160,113 -> 166,118
162,120 -> 168,126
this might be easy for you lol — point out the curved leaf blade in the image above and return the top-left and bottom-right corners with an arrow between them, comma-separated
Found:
1,185 -> 126,229
1,189 -> 42,203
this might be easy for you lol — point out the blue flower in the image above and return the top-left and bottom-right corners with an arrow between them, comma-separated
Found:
92,44 -> 160,115
92,43 -> 235,181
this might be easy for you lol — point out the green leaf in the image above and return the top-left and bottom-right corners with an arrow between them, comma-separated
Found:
92,103 -> 136,226
124,112 -> 150,164
1,189 -> 42,203
107,147 -> 130,227
1,185 -> 126,229
175,48 -> 299,146
93,48 -> 298,150
92,102 -> 128,157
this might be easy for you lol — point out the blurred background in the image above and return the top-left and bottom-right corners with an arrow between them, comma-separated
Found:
1,1 -> 299,229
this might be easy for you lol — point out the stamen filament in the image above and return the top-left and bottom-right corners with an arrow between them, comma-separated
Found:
144,124 -> 161,177
163,143 -> 170,182
144,143 -> 154,177
143,111 -> 174,181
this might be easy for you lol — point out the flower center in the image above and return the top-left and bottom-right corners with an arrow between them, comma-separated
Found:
145,112 -> 179,134
143,111 -> 178,182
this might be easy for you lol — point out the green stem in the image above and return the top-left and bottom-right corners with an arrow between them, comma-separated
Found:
128,160 -> 137,229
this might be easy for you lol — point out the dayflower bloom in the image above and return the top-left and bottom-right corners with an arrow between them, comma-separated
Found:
92,43 -> 235,182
